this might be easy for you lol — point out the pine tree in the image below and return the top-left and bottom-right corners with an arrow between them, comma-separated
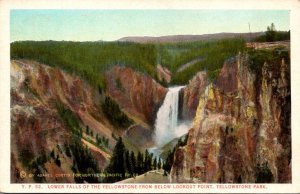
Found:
149,153 -> 153,170
158,158 -> 162,169
50,149 -> 55,159
96,134 -> 99,144
153,157 -> 157,170
86,125 -> 90,135
144,149 -> 149,172
163,150 -> 173,173
136,151 -> 144,175
255,162 -> 274,183
105,138 -> 109,147
105,137 -> 126,182
130,151 -> 136,176
79,128 -> 83,137
125,150 -> 132,176
55,154 -> 61,167
266,23 -> 277,42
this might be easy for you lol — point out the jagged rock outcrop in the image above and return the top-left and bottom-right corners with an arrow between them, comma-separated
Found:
180,71 -> 208,121
11,60 -> 113,183
171,51 -> 291,183
105,66 -> 167,127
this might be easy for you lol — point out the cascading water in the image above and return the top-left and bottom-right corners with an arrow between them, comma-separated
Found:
153,86 -> 190,148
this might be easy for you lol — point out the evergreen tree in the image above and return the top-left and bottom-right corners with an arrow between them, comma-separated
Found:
158,158 -> 162,169
55,154 -> 61,167
79,128 -> 83,137
153,157 -> 157,170
86,125 -> 90,135
105,137 -> 126,182
105,138 -> 109,147
96,134 -> 99,144
125,150 -> 132,176
130,151 -> 136,176
144,149 -> 150,172
163,150 -> 173,173
136,151 -> 144,175
149,153 -> 154,170
99,136 -> 103,145
50,149 -> 55,159
64,143 -> 71,157
177,138 -> 183,147
101,96 -> 133,129
255,162 -> 274,183
266,23 -> 277,42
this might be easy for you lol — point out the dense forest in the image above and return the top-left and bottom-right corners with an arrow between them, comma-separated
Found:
104,137 -> 163,183
11,41 -> 158,90
10,23 -> 289,87
11,38 -> 245,87
101,96 -> 133,129
164,38 -> 245,83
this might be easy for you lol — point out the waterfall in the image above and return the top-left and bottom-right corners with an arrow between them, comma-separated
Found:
154,86 -> 190,147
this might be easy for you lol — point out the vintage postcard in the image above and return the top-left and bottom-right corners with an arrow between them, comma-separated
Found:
1,0 -> 300,193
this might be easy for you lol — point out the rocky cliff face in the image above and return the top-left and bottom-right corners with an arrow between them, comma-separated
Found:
11,60 -> 114,183
105,66 -> 167,128
11,60 -> 168,183
180,71 -> 208,121
171,51 -> 291,183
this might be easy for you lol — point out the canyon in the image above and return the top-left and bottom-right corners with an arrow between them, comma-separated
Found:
10,41 -> 290,184
10,60 -> 167,183
171,49 -> 291,183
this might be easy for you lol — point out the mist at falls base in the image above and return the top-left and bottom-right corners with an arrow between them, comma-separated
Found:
149,86 -> 192,157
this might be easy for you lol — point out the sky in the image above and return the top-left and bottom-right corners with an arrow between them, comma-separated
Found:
10,10 -> 290,42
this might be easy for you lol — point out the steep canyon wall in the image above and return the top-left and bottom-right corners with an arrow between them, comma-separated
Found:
171,52 -> 291,183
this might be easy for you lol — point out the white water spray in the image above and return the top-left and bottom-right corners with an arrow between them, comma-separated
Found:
154,86 -> 190,147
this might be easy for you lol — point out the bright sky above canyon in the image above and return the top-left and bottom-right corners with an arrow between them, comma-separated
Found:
10,9 -> 289,42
